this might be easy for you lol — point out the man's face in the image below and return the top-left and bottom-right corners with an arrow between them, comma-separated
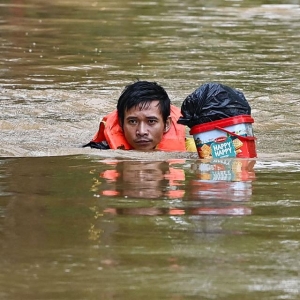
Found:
122,100 -> 170,151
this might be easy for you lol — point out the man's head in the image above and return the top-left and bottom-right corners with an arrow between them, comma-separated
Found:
117,81 -> 172,150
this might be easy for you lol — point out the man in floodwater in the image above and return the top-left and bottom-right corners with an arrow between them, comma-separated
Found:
84,81 -> 195,151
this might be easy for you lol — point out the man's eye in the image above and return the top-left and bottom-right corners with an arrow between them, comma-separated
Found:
148,119 -> 157,125
128,119 -> 137,125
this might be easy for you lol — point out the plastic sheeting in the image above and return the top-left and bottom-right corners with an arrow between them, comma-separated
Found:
177,82 -> 251,128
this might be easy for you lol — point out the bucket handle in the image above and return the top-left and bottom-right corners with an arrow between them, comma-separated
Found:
215,126 -> 256,141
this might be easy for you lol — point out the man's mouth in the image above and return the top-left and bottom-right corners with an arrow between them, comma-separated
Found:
135,139 -> 152,144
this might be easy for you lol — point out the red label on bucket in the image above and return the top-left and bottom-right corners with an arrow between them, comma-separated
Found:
215,137 -> 227,143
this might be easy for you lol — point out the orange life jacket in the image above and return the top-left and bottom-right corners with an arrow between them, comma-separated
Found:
91,105 -> 186,151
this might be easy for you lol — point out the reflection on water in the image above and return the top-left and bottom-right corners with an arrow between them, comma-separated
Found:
0,156 -> 300,299
95,159 -> 254,217
97,160 -> 185,199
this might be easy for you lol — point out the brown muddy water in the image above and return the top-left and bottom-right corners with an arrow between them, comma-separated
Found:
0,0 -> 300,299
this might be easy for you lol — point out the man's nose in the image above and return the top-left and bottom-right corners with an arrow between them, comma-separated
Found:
136,122 -> 148,136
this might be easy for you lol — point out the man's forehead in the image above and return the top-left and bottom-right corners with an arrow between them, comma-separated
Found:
135,100 -> 160,110
125,100 -> 162,115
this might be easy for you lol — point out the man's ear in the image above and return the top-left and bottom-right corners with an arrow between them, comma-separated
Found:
118,118 -> 123,130
164,116 -> 171,133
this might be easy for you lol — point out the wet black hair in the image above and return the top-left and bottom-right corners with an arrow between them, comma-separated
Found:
117,81 -> 171,128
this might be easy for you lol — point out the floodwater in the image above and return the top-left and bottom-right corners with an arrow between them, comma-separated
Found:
0,0 -> 300,299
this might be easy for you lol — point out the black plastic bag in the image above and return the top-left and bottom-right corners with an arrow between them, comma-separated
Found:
177,82 -> 251,128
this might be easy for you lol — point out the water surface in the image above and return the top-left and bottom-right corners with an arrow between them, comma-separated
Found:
1,156 -> 300,299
